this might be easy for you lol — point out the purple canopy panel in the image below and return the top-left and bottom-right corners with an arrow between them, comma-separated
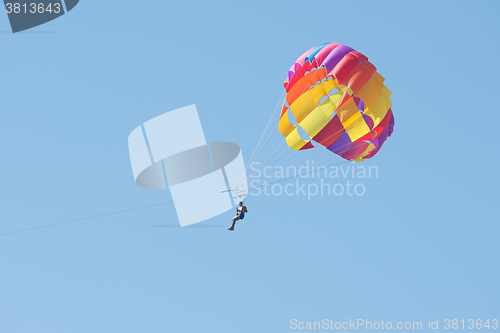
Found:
362,113 -> 374,129
322,44 -> 355,73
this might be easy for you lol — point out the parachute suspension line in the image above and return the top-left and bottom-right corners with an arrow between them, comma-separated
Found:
239,70 -> 323,186
229,156 -> 352,205
264,146 -> 325,174
243,146 -> 325,187
238,90 -> 286,185
245,159 -> 352,193
267,115 -> 349,168
247,112 -> 347,179
244,95 -> 283,170
243,112 -> 348,184
248,116 -> 283,163
244,144 -> 289,182
240,65 -> 341,184
241,124 -> 372,188
241,126 -> 284,184
239,111 -> 284,185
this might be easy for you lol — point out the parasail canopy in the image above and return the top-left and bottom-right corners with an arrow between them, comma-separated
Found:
279,43 -> 394,162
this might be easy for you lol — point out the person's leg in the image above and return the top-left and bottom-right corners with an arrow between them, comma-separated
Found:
228,216 -> 239,230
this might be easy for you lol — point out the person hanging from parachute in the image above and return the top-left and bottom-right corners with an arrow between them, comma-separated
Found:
228,201 -> 248,231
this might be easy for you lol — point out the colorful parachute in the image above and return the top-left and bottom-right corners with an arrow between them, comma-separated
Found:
279,43 -> 394,161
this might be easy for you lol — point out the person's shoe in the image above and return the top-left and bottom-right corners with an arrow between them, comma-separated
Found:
228,228 -> 234,231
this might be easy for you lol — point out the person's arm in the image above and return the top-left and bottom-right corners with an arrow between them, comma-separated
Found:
244,206 -> 248,213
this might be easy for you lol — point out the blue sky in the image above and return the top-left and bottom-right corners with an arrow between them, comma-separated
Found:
1,1 -> 499,332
